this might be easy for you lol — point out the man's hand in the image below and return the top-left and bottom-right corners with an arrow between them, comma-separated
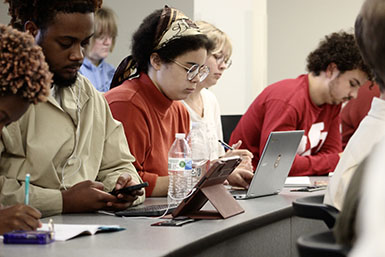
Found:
223,139 -> 254,188
222,140 -> 254,160
62,175 -> 145,213
226,163 -> 254,189
112,173 -> 144,204
0,204 -> 42,235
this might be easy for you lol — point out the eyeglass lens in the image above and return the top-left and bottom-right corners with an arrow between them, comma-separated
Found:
187,64 -> 209,82
215,55 -> 232,68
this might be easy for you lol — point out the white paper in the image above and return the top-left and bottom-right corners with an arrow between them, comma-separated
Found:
39,224 -> 122,241
284,176 -> 311,187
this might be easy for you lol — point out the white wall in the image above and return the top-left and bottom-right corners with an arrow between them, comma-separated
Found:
103,0 -> 194,68
267,0 -> 365,85
0,2 -> 9,24
0,0 -> 367,115
194,0 -> 267,115
0,1 -> 193,68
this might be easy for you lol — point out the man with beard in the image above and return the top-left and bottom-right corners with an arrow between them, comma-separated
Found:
230,31 -> 371,177
0,0 -> 144,217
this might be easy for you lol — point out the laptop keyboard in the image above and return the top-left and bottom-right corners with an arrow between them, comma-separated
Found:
115,203 -> 179,217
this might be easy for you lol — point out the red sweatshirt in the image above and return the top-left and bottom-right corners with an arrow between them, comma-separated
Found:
105,73 -> 190,196
341,81 -> 380,149
230,74 -> 341,176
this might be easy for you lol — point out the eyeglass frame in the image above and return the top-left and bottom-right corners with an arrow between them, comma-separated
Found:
212,53 -> 232,69
169,59 -> 210,82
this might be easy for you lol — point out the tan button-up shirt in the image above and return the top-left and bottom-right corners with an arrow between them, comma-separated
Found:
0,75 -> 144,217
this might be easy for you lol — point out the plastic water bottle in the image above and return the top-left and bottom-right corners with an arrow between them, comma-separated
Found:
187,122 -> 210,187
168,133 -> 192,202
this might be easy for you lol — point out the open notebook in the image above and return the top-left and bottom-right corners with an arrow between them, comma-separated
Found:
38,223 -> 125,241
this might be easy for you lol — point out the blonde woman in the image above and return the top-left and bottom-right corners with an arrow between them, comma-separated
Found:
80,7 -> 118,92
183,21 -> 254,189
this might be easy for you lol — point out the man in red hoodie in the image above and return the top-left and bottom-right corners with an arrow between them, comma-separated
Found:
230,31 -> 371,176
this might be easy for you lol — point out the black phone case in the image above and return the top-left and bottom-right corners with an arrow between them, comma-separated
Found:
110,182 -> 149,195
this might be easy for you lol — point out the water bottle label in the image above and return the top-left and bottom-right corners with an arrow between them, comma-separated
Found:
168,158 -> 192,171
185,159 -> 192,170
192,166 -> 201,177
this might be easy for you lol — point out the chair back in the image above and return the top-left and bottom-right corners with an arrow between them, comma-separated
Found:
292,194 -> 339,229
297,230 -> 349,257
221,115 -> 242,143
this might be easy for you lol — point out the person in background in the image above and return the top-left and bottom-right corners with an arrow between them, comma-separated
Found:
182,21 -> 253,189
1,0 -> 144,217
80,6 -> 117,92
340,81 -> 380,149
324,81 -> 385,211
334,0 -> 385,254
230,31 -> 371,176
105,6 -> 214,196
0,24 -> 52,233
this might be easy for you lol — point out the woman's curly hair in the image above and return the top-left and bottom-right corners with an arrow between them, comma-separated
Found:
5,0 -> 102,31
0,24 -> 52,103
306,31 -> 372,79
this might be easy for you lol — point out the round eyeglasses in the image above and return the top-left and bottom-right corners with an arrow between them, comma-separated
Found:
170,60 -> 210,82
213,54 -> 232,69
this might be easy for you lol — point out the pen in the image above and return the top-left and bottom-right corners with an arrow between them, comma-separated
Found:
25,173 -> 30,205
218,139 -> 234,151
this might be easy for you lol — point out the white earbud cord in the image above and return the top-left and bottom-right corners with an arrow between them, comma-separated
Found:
120,187 -> 197,221
60,85 -> 82,190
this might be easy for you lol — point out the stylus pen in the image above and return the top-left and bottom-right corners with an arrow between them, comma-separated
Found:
218,139 -> 234,150
25,173 -> 30,205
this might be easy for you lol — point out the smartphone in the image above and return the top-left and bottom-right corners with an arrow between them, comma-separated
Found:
151,217 -> 196,227
110,182 -> 149,196
290,186 -> 326,192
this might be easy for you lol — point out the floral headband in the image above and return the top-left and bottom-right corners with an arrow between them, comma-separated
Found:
154,5 -> 202,50
110,6 -> 202,88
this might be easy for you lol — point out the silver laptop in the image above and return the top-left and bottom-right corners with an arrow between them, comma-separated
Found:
231,130 -> 304,199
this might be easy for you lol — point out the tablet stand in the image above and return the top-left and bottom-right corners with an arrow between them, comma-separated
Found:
198,184 -> 244,219
172,183 -> 244,219
172,156 -> 245,219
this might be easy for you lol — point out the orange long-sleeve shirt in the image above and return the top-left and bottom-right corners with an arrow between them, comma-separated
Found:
105,73 -> 190,196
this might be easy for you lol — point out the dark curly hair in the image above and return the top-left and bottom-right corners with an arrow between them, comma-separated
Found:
5,0 -> 102,31
0,24 -> 51,103
355,0 -> 385,92
306,31 -> 372,79
132,8 -> 214,74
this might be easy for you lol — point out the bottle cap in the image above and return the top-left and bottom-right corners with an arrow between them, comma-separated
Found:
175,133 -> 185,139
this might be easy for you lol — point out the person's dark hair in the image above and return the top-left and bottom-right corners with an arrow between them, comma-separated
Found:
132,9 -> 214,74
5,0 -> 102,31
306,31 -> 372,80
355,0 -> 385,92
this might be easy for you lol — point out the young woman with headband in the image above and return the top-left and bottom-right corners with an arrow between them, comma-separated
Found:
105,6 -> 214,196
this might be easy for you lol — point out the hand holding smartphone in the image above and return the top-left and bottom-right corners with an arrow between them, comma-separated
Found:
110,182 -> 149,196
